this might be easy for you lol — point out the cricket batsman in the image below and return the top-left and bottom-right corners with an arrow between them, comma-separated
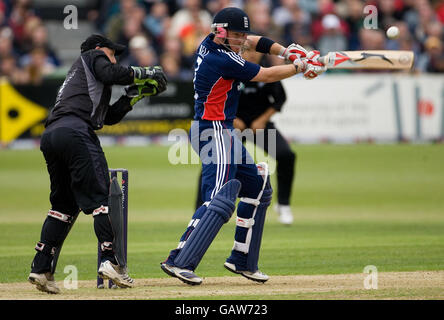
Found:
161,7 -> 326,285
28,34 -> 167,293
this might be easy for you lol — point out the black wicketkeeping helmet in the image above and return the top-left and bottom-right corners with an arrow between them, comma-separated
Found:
211,7 -> 252,34
81,34 -> 126,55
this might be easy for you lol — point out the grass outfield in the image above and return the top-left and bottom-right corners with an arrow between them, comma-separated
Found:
0,144 -> 443,294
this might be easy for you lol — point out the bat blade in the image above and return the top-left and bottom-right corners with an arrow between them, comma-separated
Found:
318,50 -> 414,69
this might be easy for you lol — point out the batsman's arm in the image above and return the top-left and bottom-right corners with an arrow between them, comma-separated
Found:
251,62 -> 304,83
246,35 -> 287,57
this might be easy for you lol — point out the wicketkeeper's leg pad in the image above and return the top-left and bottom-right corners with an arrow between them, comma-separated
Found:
173,179 -> 241,271
31,209 -> 79,274
227,162 -> 273,272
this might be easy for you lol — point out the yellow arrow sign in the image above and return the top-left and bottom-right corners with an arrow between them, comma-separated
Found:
0,79 -> 48,145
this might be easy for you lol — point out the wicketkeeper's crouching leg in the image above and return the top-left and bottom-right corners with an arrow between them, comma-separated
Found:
28,209 -> 80,294
224,162 -> 272,283
29,178 -> 133,293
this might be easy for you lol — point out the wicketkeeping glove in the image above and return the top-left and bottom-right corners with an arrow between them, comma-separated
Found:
125,83 -> 158,106
131,66 -> 168,93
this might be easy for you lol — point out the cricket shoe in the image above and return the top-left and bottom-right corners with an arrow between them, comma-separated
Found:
28,272 -> 60,294
160,263 -> 202,286
275,204 -> 294,225
224,262 -> 269,283
98,260 -> 134,288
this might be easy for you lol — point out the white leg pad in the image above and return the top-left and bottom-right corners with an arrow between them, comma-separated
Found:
231,163 -> 270,256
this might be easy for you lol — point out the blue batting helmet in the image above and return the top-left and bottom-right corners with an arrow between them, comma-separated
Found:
211,7 -> 252,34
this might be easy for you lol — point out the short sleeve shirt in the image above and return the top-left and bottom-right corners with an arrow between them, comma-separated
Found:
193,34 -> 260,121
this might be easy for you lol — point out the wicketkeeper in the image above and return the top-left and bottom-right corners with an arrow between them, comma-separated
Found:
28,34 -> 167,294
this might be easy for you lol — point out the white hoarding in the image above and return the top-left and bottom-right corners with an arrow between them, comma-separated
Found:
274,74 -> 444,142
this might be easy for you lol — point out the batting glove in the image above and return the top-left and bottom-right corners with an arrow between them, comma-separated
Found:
279,43 -> 308,63
302,51 -> 327,80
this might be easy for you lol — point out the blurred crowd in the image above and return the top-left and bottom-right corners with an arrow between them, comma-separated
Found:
0,0 -> 60,84
0,0 -> 443,85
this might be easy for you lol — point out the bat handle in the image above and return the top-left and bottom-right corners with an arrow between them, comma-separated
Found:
288,54 -> 329,68
317,55 -> 328,66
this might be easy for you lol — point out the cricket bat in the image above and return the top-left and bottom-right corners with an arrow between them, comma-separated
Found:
317,50 -> 414,69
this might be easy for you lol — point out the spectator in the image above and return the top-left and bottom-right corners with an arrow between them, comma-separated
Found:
108,4 -> 149,62
342,0 -> 365,50
0,54 -> 29,84
119,6 -> 146,45
424,20 -> 443,39
143,1 -> 171,48
8,0 -> 36,49
404,0 -> 438,42
436,0 -> 444,24
0,27 -> 17,60
272,0 -> 301,28
0,0 -> 6,27
20,15 -> 41,52
206,0 -> 243,16
163,36 -> 184,62
315,14 -> 349,55
281,2 -> 312,48
168,0 -> 212,40
415,0 -> 439,40
120,34 -> 158,67
293,0 -> 321,15
163,35 -> 195,76
21,47 -> 56,85
0,55 -> 16,77
168,0 -> 211,68
87,0 -> 117,33
376,0 -> 406,30
105,0 -> 142,43
358,28 -> 386,50
385,20 -> 422,64
417,36 -> 444,72
26,21 -> 60,66
0,0 -> 442,78
160,51 -> 193,80
317,0 -> 336,16
246,0 -> 282,40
